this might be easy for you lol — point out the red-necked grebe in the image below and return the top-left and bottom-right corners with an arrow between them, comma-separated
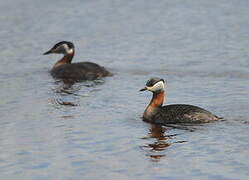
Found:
43,41 -> 111,81
140,77 -> 220,124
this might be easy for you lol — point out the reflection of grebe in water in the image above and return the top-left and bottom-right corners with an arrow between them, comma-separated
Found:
142,124 -> 187,161
43,41 -> 111,81
142,124 -> 171,161
146,124 -> 170,150
140,78 -> 221,124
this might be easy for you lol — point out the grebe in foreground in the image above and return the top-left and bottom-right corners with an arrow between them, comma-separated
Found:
43,41 -> 111,81
140,78 -> 220,124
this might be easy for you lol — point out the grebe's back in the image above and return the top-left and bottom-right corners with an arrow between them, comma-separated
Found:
153,104 -> 219,124
51,62 -> 111,81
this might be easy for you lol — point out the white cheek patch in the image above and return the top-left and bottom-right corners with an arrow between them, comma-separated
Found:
67,48 -> 74,54
151,81 -> 165,92
63,44 -> 69,51
62,44 -> 74,54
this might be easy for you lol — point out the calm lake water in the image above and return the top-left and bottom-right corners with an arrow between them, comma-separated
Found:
1,0 -> 249,179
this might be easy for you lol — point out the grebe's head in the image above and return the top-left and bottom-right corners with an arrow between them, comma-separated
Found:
43,41 -> 74,55
140,77 -> 165,93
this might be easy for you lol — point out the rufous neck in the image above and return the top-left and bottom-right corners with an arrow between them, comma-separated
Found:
149,91 -> 165,108
53,52 -> 74,68
143,91 -> 165,121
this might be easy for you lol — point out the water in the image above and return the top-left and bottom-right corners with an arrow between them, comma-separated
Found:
0,0 -> 249,179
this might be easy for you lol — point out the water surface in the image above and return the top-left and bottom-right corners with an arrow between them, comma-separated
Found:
0,0 -> 249,179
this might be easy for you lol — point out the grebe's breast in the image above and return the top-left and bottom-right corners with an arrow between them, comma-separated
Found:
151,104 -> 219,124
50,62 -> 112,81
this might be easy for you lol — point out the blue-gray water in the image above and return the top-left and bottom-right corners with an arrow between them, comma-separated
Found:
1,0 -> 249,179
